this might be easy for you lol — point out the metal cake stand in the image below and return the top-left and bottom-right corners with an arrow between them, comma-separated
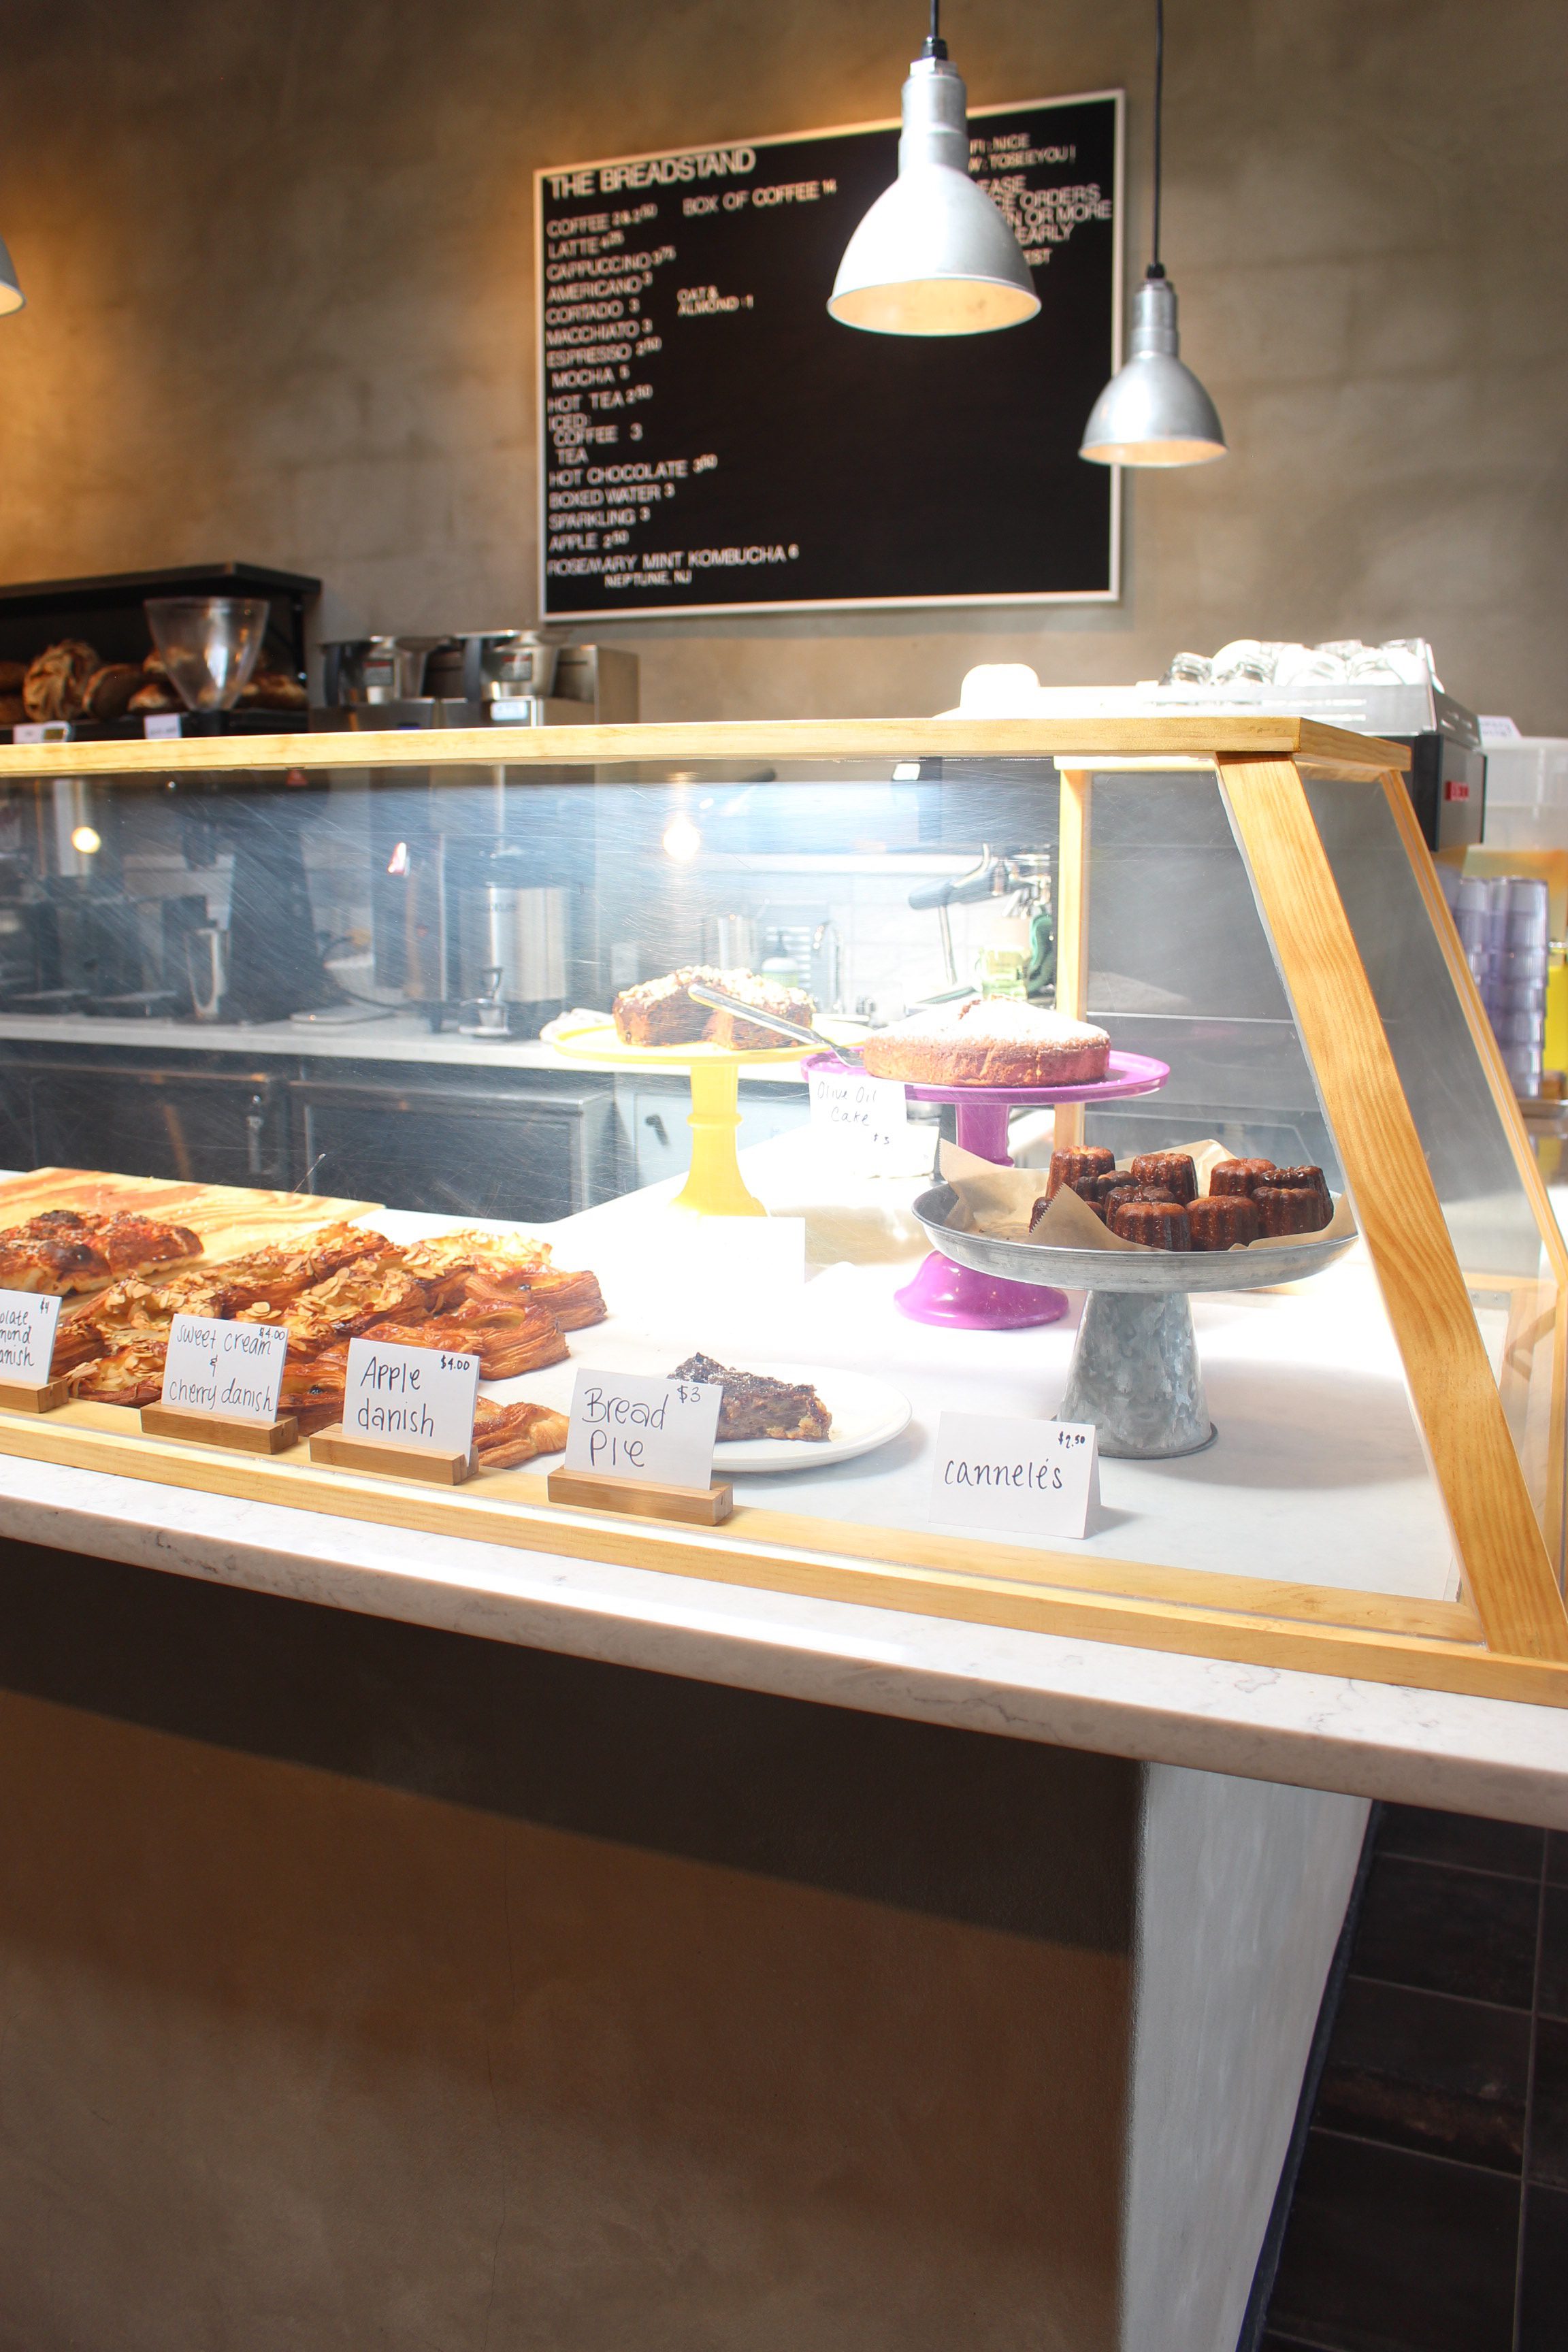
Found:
912,1182 -> 1356,1457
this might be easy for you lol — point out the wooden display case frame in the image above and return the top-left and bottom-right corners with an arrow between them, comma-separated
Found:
1,716 -> 1565,1709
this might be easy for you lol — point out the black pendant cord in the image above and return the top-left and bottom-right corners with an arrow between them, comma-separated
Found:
924,0 -> 947,60
1149,0 -> 1165,277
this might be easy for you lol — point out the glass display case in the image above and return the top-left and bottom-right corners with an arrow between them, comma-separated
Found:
0,715 -> 1561,1710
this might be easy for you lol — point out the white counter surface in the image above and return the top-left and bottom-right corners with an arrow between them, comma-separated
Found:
2,1130 -> 1566,1825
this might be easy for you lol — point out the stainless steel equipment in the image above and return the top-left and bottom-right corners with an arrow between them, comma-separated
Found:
316,637 -> 637,730
457,866 -> 570,1034
321,638 -> 444,706
185,926 -> 228,1020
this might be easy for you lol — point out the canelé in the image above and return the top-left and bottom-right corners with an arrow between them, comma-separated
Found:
1128,1150 -> 1198,1205
1187,1195 -> 1260,1250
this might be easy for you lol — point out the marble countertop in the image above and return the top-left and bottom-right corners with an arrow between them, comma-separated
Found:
2,1132 -> 1566,1825
0,1010 -> 813,1083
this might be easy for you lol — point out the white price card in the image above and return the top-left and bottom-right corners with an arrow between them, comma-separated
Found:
142,712 -> 182,741
161,1314 -> 289,1424
343,1334 -> 480,1454
807,1064 -> 909,1151
0,1290 -> 62,1383
564,1367 -> 723,1490
930,1411 -> 1102,1541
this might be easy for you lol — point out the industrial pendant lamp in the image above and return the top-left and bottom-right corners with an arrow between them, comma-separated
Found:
1080,0 -> 1224,466
0,235 -> 22,317
828,2 -> 1039,336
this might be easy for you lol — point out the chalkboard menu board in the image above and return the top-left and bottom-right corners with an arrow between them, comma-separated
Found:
536,91 -> 1122,620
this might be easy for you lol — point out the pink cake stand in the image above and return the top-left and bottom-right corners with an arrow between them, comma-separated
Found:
804,1049 -> 1170,1329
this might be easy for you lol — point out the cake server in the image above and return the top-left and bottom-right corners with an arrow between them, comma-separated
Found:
684,984 -> 868,1067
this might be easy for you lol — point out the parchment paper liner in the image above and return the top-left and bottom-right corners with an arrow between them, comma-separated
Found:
936,1139 -> 1358,1254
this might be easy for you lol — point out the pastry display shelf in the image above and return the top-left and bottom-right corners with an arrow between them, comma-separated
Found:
801,1049 -> 1171,1331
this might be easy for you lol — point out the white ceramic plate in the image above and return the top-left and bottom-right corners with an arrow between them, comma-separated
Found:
492,1353 -> 911,1475
709,1364 -> 913,1473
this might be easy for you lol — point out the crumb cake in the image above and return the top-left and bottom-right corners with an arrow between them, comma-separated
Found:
860,1000 -> 1111,1088
671,1351 -> 831,1442
612,966 -> 815,1051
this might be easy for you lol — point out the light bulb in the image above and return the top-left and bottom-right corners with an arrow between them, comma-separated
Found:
70,825 -> 101,855
662,815 -> 702,862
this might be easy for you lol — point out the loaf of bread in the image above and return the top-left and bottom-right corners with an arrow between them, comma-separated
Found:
83,664 -> 144,721
861,999 -> 1111,1088
236,670 -> 309,710
23,640 -> 100,722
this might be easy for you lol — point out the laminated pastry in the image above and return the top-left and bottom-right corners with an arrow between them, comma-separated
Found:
670,1350 -> 832,1442
68,1334 -> 169,1406
1254,1186 -> 1332,1237
365,1303 -> 570,1379
1046,1144 -> 1115,1198
22,640 -> 100,723
1109,1199 -> 1190,1249
612,966 -> 815,1051
1209,1157 -> 1277,1198
1187,1195 -> 1260,1250
398,1229 -> 606,1330
0,693 -> 24,727
861,1000 -> 1111,1088
472,1395 -> 570,1469
0,659 -> 25,696
238,1260 -> 429,1352
46,1209 -> 603,1400
128,679 -> 184,716
1128,1151 -> 1198,1205
0,1209 -> 202,1295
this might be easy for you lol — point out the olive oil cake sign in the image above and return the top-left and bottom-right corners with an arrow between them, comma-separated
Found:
537,91 -> 1122,618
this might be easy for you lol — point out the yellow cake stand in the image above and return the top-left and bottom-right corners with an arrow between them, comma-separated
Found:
551,1022 -> 843,1217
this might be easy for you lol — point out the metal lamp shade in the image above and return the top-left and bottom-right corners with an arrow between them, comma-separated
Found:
1080,274 -> 1224,466
0,236 -> 24,317
829,53 -> 1039,337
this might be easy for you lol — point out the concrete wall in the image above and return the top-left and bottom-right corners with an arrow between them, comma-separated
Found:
0,0 -> 1561,725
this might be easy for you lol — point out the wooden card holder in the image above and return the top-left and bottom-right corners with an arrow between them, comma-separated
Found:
0,1375 -> 72,1414
308,1425 -> 472,1486
141,1403 -> 299,1455
546,1467 -> 734,1526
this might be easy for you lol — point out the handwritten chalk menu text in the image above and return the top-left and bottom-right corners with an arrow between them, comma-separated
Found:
538,92 -> 1121,617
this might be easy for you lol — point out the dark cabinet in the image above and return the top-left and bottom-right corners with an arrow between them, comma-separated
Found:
18,1060 -> 287,1188
288,1077 -> 613,1222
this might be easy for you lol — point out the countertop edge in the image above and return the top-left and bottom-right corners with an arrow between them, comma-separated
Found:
3,1456 -> 1565,1829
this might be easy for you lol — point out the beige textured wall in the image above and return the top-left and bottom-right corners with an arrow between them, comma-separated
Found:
0,0 -> 1561,723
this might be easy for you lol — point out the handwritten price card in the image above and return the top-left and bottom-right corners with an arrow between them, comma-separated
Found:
162,1315 -> 289,1425
930,1411 -> 1102,1540
0,1291 -> 62,1384
807,1066 -> 909,1155
564,1368 -> 722,1490
343,1335 -> 480,1454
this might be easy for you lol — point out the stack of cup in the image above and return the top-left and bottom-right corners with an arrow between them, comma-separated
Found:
1442,870 -> 1549,1096
1486,878 -> 1550,1098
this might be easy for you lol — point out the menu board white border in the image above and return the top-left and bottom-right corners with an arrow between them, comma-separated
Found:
535,88 -> 1124,621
